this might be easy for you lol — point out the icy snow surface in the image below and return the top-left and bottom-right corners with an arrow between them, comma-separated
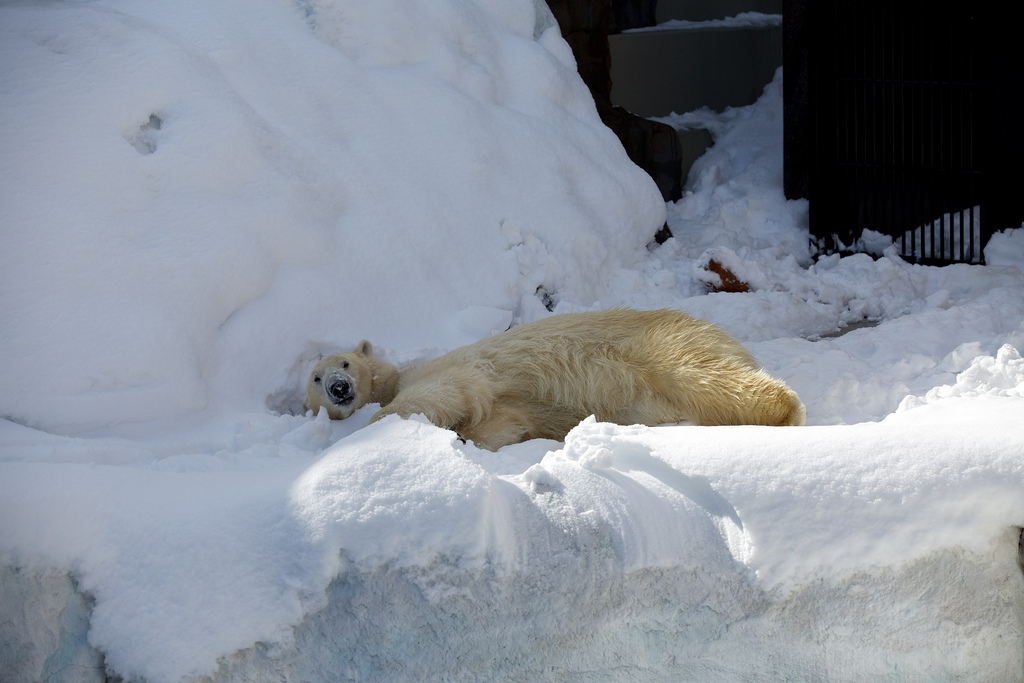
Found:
1,1 -> 1023,682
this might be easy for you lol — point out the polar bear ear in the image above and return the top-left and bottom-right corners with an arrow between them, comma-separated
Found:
354,340 -> 373,358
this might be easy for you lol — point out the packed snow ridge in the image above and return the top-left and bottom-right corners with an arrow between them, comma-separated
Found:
1,1 -> 1023,682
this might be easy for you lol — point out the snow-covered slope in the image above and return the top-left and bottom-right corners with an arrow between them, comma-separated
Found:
1,1 -> 1022,681
0,0 -> 664,432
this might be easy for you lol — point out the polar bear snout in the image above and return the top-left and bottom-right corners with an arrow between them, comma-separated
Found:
326,374 -> 355,405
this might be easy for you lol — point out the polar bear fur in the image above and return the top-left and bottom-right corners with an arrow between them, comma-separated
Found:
305,309 -> 805,450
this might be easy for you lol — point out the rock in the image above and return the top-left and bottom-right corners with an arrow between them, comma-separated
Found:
703,259 -> 751,292
546,0 -> 684,203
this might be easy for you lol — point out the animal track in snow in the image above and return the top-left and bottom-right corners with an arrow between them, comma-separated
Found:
126,113 -> 162,154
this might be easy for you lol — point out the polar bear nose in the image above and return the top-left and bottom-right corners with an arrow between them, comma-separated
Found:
328,379 -> 351,401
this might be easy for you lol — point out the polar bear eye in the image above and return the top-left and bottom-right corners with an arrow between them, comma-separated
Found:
313,375 -> 321,384
342,361 -> 350,369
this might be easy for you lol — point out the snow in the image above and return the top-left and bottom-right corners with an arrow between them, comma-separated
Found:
623,12 -> 783,34
0,0 -> 663,431
1,1 -> 1022,682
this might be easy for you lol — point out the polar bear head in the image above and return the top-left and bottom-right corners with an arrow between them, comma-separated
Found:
304,340 -> 398,420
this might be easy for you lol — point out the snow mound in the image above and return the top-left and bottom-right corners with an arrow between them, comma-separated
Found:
6,413 -> 1022,682
986,226 -> 1024,269
0,0 -> 664,432
899,343 -> 1024,409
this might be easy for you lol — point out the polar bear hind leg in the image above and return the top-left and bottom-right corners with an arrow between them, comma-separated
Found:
747,370 -> 806,426
663,363 -> 805,427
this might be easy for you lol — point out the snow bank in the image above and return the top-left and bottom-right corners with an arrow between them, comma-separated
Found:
211,404 -> 1024,683
4,403 -> 1022,682
0,0 -> 664,432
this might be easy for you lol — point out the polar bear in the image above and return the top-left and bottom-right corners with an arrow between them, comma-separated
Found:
305,309 -> 805,450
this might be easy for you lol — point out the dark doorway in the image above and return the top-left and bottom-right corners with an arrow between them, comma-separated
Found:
784,0 -> 1023,264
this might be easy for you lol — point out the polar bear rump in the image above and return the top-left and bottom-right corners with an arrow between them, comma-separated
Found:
305,309 -> 805,450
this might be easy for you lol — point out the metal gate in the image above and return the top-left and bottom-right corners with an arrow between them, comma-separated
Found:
784,0 -> 1022,264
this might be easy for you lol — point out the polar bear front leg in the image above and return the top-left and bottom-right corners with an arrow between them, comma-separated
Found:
367,390 -> 465,429
367,370 -> 496,436
458,401 -> 545,451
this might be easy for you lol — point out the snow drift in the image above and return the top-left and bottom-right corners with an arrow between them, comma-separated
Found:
0,0 -> 664,432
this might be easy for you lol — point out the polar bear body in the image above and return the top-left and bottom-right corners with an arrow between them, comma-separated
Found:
305,309 -> 805,450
